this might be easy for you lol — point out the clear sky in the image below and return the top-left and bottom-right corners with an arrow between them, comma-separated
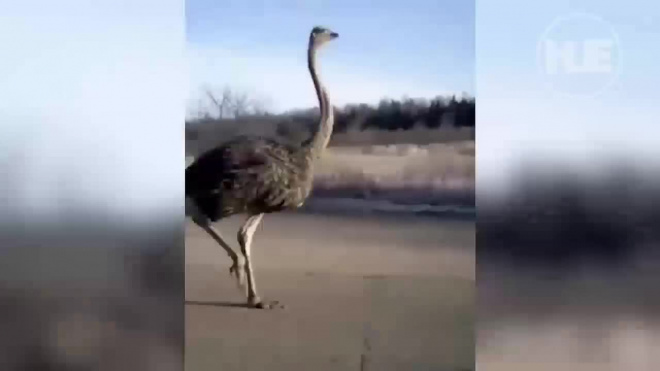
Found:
186,0 -> 475,113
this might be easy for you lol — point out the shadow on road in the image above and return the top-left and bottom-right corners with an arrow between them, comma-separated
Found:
185,300 -> 251,309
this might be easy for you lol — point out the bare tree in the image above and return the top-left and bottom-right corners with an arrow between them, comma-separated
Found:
204,86 -> 233,119
198,86 -> 270,119
230,91 -> 249,118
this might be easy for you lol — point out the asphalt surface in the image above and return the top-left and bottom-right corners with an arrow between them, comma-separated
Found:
185,212 -> 474,371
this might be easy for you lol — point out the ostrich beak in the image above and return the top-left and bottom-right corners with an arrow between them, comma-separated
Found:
330,32 -> 339,39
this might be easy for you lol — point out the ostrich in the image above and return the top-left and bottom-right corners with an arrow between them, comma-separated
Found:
186,26 -> 339,309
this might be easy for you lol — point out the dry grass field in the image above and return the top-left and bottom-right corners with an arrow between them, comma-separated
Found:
316,140 -> 474,187
313,140 -> 474,205
329,127 -> 474,147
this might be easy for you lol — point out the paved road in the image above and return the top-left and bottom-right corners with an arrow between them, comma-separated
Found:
185,212 -> 474,371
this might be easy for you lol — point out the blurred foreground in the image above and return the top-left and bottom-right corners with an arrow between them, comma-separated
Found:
0,220 -> 183,371
478,163 -> 660,370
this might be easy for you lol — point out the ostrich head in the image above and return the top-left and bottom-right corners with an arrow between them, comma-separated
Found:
309,26 -> 339,49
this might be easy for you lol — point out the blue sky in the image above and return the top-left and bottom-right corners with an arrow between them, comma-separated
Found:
187,0 -> 475,113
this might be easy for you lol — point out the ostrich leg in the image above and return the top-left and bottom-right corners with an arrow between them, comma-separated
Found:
238,213 -> 281,309
187,198 -> 245,288
191,219 -> 245,289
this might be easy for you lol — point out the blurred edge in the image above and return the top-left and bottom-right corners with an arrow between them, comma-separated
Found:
477,159 -> 660,369
0,1 -> 185,370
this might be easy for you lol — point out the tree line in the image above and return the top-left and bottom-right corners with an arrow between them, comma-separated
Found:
280,94 -> 475,132
186,86 -> 475,142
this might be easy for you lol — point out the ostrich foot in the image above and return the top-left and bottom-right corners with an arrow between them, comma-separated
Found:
248,296 -> 284,310
228,258 -> 246,289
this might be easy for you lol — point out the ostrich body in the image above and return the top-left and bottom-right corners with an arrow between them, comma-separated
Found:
186,26 -> 339,309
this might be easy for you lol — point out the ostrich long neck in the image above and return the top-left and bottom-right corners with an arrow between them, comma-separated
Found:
303,42 -> 333,160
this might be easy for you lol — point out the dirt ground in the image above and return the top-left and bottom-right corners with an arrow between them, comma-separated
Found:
185,212 -> 475,371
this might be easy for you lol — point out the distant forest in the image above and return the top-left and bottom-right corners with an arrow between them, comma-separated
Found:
188,86 -> 474,128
